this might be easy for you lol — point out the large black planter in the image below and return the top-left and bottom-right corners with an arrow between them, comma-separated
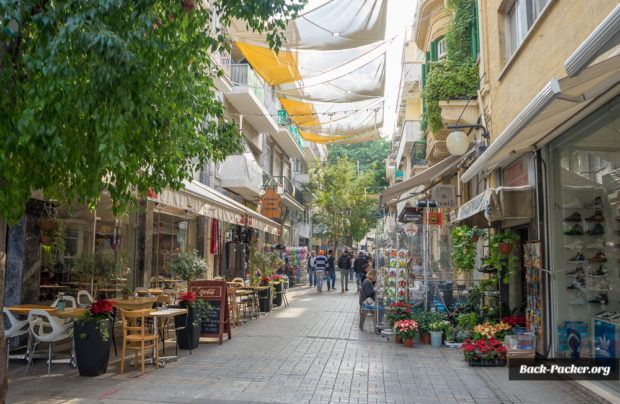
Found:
273,282 -> 284,307
258,287 -> 272,312
173,305 -> 200,350
74,319 -> 113,377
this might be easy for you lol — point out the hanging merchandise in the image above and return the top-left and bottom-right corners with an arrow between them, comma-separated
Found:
286,247 -> 308,286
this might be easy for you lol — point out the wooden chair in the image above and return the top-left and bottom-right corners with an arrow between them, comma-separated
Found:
119,309 -> 159,374
232,277 -> 245,286
227,287 -> 240,326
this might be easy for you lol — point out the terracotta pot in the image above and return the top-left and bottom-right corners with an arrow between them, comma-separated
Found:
499,243 -> 513,254
472,235 -> 480,242
421,333 -> 431,344
395,335 -> 402,344
403,338 -> 414,348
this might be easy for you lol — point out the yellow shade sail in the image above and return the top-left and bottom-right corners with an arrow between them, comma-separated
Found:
236,42 -> 301,86
279,98 -> 321,127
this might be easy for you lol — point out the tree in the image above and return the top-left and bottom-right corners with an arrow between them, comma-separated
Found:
0,1 -> 304,398
308,157 -> 378,250
328,139 -> 390,193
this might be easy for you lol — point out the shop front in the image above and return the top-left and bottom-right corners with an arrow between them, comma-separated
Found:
546,95 -> 620,393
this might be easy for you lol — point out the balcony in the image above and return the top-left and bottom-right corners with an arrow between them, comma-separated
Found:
411,141 -> 427,166
395,120 -> 422,169
225,64 -> 279,134
275,110 -> 305,159
273,176 -> 304,213
211,50 -> 232,92
439,99 -> 479,126
219,153 -> 264,200
395,170 -> 404,184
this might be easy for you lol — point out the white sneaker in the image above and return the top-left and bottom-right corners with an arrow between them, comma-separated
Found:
565,240 -> 584,250
563,199 -> 584,209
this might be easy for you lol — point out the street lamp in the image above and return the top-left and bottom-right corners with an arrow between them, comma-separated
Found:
446,124 -> 490,156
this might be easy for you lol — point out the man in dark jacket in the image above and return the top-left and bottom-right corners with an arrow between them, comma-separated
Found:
353,251 -> 368,290
326,249 -> 336,291
338,249 -> 352,292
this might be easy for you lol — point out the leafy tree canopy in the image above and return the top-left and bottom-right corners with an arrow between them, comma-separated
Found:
0,0 -> 305,224
308,157 -> 378,248
328,139 -> 390,194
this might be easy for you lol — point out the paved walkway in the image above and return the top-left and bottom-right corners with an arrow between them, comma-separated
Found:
6,284 -> 605,404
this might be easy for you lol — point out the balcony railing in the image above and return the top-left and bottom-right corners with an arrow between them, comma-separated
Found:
277,110 -> 306,149
229,63 -> 277,117
211,50 -> 232,80
412,141 -> 427,166
273,176 -> 295,196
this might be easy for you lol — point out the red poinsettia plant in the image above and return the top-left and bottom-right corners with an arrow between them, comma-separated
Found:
89,299 -> 114,319
462,337 -> 507,361
260,276 -> 270,285
394,319 -> 419,339
386,302 -> 412,324
77,299 -> 114,342
178,291 -> 197,307
270,274 -> 284,282
500,315 -> 526,327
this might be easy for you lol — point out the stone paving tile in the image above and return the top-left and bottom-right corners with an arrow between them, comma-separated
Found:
6,280 -> 613,404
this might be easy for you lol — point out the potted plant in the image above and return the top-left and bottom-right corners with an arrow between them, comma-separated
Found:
462,337 -> 507,366
258,276 -> 272,312
450,225 -> 478,276
484,231 -> 520,283
497,231 -> 519,255
174,291 -> 200,350
74,250 -> 128,297
394,319 -> 418,347
74,299 -> 114,376
120,287 -> 130,300
270,274 -> 285,307
167,250 -> 207,290
386,302 -> 413,329
429,320 -> 450,348
470,227 -> 486,242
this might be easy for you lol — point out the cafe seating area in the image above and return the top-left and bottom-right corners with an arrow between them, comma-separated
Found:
5,276 -> 294,377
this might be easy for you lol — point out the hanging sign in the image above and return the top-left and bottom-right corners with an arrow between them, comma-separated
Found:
431,185 -> 456,208
261,188 -> 282,219
427,212 -> 443,226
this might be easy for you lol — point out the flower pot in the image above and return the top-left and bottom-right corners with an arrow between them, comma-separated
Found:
173,305 -> 200,350
421,333 -> 431,344
499,243 -> 513,254
403,338 -> 414,348
74,319 -> 113,377
430,331 -> 443,348
258,288 -> 271,312
472,235 -> 480,242
395,334 -> 402,344
273,282 -> 284,307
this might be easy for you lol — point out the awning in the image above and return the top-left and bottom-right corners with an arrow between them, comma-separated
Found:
461,6 -> 620,183
455,186 -> 535,225
381,149 -> 473,203
149,181 -> 281,236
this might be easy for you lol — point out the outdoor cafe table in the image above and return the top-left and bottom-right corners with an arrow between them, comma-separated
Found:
143,308 -> 188,366
6,304 -> 86,320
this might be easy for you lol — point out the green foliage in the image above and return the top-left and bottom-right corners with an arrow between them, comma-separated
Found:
167,250 -> 207,287
484,230 -> 520,283
456,312 -> 478,330
327,139 -> 390,193
194,299 -> 213,325
0,0 -> 305,224
308,156 -> 378,247
248,247 -> 283,282
412,310 -> 445,335
445,0 -> 477,62
450,225 -> 483,273
423,61 -> 478,132
73,249 -> 128,286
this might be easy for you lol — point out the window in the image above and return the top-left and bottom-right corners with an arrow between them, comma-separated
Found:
505,0 -> 549,59
436,38 -> 447,60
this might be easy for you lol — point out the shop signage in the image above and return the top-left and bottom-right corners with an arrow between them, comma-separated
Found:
503,157 -> 530,187
189,280 -> 231,345
431,185 -> 456,208
261,188 -> 281,219
427,212 -> 442,226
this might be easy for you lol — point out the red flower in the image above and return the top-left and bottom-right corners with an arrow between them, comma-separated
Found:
179,292 -> 196,304
90,299 -> 113,316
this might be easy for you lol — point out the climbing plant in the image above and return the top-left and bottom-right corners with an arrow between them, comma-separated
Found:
445,0 -> 477,62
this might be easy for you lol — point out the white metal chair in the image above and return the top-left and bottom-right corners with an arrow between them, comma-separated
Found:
50,295 -> 77,309
76,290 -> 94,308
26,310 -> 75,375
3,308 -> 30,366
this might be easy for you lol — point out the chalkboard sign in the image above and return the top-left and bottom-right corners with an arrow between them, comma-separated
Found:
190,280 -> 231,344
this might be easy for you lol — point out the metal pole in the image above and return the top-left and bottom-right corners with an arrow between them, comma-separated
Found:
423,206 -> 428,311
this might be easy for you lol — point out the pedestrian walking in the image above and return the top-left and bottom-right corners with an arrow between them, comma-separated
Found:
338,249 -> 352,292
349,252 -> 355,281
314,250 -> 327,292
307,250 -> 316,287
353,251 -> 368,291
327,249 -> 336,291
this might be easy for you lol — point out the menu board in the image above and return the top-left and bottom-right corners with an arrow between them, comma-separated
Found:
189,280 -> 231,344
